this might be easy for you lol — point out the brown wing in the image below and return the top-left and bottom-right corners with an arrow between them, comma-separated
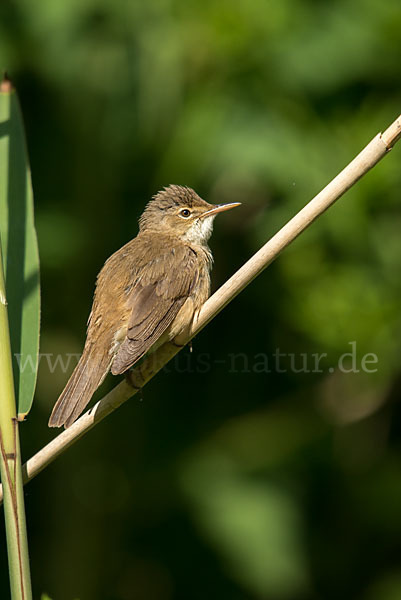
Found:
111,243 -> 199,375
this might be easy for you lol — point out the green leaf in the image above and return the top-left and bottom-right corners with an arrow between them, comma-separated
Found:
0,80 -> 40,418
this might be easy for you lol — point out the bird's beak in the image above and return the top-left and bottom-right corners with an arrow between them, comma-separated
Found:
200,202 -> 241,218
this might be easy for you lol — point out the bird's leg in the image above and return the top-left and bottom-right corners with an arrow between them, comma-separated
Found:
125,366 -> 145,401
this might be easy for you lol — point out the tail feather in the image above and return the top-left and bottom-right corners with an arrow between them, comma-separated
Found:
48,352 -> 110,428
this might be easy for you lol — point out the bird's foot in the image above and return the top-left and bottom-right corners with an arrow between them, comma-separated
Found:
125,369 -> 144,401
170,338 -> 193,352
170,340 -> 185,349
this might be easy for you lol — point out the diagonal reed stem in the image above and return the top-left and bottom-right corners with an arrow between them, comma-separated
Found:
0,113 -> 400,506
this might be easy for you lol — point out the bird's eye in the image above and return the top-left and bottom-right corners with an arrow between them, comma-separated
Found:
180,209 -> 191,218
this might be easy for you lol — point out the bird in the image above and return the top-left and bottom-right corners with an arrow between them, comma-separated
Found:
48,185 -> 240,428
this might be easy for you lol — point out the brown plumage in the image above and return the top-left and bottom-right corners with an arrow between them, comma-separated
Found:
48,185 -> 240,428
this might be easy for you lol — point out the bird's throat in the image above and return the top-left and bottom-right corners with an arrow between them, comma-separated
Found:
183,215 -> 215,245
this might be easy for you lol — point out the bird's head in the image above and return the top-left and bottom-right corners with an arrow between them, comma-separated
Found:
139,185 -> 240,245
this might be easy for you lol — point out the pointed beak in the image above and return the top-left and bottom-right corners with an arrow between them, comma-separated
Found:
200,202 -> 241,218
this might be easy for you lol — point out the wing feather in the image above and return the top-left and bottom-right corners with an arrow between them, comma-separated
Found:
111,243 -> 199,375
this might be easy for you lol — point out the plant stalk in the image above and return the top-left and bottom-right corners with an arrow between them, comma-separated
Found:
0,240 -> 32,599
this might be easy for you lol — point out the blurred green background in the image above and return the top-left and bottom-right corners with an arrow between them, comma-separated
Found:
1,0 -> 401,598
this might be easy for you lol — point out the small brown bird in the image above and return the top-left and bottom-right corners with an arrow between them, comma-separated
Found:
49,185 -> 240,428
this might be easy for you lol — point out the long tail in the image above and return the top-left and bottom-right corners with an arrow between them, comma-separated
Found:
48,350 -> 110,429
